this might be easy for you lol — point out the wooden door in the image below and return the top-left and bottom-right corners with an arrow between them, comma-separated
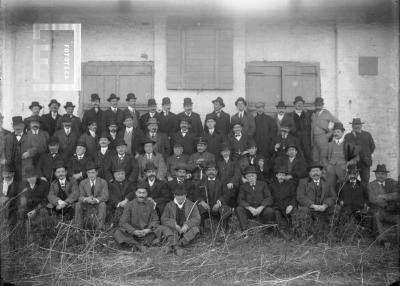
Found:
245,61 -> 320,114
81,61 -> 153,114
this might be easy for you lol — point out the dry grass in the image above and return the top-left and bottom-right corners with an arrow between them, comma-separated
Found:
1,219 -> 399,286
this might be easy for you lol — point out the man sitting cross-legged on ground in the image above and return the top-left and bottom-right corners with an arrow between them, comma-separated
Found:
294,161 -> 337,239
47,161 -> 79,220
195,161 -> 233,235
114,183 -> 161,251
235,166 -> 274,236
160,184 -> 201,257
74,161 -> 109,231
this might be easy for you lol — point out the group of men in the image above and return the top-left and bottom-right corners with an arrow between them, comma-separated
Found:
0,92 -> 398,255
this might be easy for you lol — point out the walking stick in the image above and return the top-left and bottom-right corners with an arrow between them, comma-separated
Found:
201,184 -> 214,238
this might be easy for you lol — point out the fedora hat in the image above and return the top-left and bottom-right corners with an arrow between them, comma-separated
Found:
29,101 -> 43,110
212,97 -> 225,108
64,101 -> 75,109
276,101 -> 286,108
183,97 -> 193,106
373,164 -> 390,173
90,93 -> 100,101
48,99 -> 61,107
293,96 -> 305,105
107,93 -> 120,102
332,122 -> 345,131
349,118 -> 365,125
307,161 -> 324,171
126,93 -> 136,101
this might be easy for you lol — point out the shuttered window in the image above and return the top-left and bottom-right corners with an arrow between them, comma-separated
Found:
167,18 -> 233,90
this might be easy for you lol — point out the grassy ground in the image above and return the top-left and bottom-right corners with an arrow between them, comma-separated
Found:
1,220 -> 399,286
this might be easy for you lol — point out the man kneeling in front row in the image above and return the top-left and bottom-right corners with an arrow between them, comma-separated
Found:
160,184 -> 200,257
114,183 -> 161,251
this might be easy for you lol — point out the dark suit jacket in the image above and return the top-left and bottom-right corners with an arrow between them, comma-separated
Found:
344,131 -> 375,167
291,110 -> 311,140
19,179 -> 49,213
274,155 -> 308,182
228,133 -> 250,158
145,131 -> 171,159
195,178 -> 231,206
157,112 -> 179,138
269,179 -> 297,211
48,179 -> 78,206
102,108 -> 124,132
231,111 -> 256,138
67,155 -> 91,180
105,153 -> 139,183
78,177 -> 109,203
237,180 -> 273,208
37,152 -> 67,182
82,108 -> 103,135
177,112 -> 203,137
205,110 -> 230,137
144,178 -> 172,214
339,180 -> 368,212
23,115 -> 44,132
0,180 -> 19,219
255,113 -> 277,160
117,127 -> 144,155
108,180 -> 136,208
56,114 -> 82,134
166,154 -> 189,178
139,112 -> 158,133
296,177 -> 336,207
41,113 -> 62,136
95,148 -> 116,179
273,113 -> 296,135
202,129 -> 224,159
272,134 -> 300,160
54,129 -> 79,158
170,131 -> 196,156
217,157 -> 240,187
78,132 -> 98,162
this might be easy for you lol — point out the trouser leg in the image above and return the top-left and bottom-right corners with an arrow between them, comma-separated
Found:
97,202 -> 107,229
74,201 -> 83,226
235,206 -> 252,231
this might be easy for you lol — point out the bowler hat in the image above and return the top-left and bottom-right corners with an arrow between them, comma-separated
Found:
112,166 -> 126,173
85,161 -> 97,171
235,97 -> 247,106
27,115 -> 41,125
86,119 -> 97,126
183,97 -> 193,106
212,97 -> 225,108
53,160 -> 67,171
64,101 -> 75,109
123,113 -> 134,121
142,138 -> 156,145
307,161 -> 323,171
293,96 -> 305,105
244,166 -> 258,175
197,137 -> 208,145
286,143 -> 298,151
48,136 -> 59,146
276,101 -> 286,108
12,116 -> 24,126
248,140 -> 257,148
144,162 -> 158,172
314,97 -> 324,106
25,166 -> 39,178
136,181 -> 148,190
99,131 -> 111,140
126,93 -> 136,101
205,160 -> 217,170
220,142 -> 231,152
274,165 -> 288,174
146,117 -> 159,125
29,101 -> 43,110
173,141 -> 183,148
61,115 -> 72,124
90,93 -> 100,101
76,140 -> 87,148
162,97 -> 171,105
48,99 -> 61,107
255,102 -> 265,108
332,122 -> 345,131
373,164 -> 390,173
148,98 -> 157,107
108,119 -> 118,127
174,163 -> 189,171
179,115 -> 191,124
205,113 -> 217,122
349,118 -> 365,125
114,138 -> 127,147
173,184 -> 187,196
107,93 -> 120,102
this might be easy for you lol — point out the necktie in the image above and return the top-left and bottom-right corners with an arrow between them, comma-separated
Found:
151,133 -> 155,139
314,181 -> 320,187
60,181 -> 66,192
51,153 -> 57,158
91,182 -> 95,195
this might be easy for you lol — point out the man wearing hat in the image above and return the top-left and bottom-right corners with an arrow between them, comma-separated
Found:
94,131 -> 116,179
158,97 -> 179,139
228,120 -> 250,160
203,113 -> 225,159
274,143 -> 307,187
294,161 -> 337,236
123,93 -> 140,129
177,98 -> 203,138
82,93 -> 103,136
117,113 -> 144,156
269,165 -> 297,236
237,140 -> 264,179
0,164 -> 19,225
37,136 -> 66,182
104,138 -> 139,183
142,162 -> 171,217
236,166 -> 275,233
41,99 -> 61,136
272,123 -> 300,162
75,161 -> 109,230
167,163 -> 196,202
54,116 -> 79,158
107,168 -> 136,226
102,93 -> 124,132
195,161 -> 233,234
368,164 -> 399,246
166,141 -> 189,181
231,97 -> 256,138
254,102 -> 277,162
24,101 -> 43,132
188,137 -> 215,181
344,118 -> 375,185
160,183 -> 201,257
171,115 -> 197,156
273,100 -> 295,136
137,138 -> 167,181
206,97 -> 231,137
56,102 -> 82,133
114,183 -> 162,251
144,117 -> 170,160
311,97 -> 340,164
291,96 -> 312,164
139,98 -> 159,133
78,120 -> 99,161
325,122 -> 359,188
47,161 -> 78,220
67,140 -> 91,184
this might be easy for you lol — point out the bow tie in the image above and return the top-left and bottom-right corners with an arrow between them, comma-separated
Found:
235,134 -> 241,138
